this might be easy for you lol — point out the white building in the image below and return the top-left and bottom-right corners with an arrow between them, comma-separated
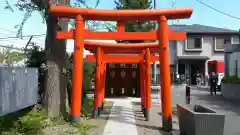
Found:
151,24 -> 240,85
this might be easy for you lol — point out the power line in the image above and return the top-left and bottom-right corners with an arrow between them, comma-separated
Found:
0,33 -> 13,37
0,44 -> 23,50
0,33 -> 6,36
0,34 -> 46,40
0,28 -> 17,34
196,0 -> 240,20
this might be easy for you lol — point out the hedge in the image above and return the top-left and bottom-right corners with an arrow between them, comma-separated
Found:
222,76 -> 240,84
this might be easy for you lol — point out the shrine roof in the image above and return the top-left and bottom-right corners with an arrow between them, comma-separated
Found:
49,6 -> 193,21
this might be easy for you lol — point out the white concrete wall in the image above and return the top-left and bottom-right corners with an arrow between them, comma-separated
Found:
229,53 -> 236,76
175,35 -> 239,62
229,52 -> 240,77
169,40 -> 177,65
176,36 -> 228,61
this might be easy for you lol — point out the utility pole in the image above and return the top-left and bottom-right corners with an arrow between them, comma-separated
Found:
23,36 -> 33,54
24,36 -> 33,50
172,0 -> 176,24
154,0 -> 156,9
152,0 -> 157,84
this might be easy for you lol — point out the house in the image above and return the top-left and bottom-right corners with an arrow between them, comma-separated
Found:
151,24 -> 240,85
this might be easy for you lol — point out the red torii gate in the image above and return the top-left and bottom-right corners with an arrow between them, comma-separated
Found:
84,41 -> 179,121
84,42 -> 161,120
49,5 -> 193,131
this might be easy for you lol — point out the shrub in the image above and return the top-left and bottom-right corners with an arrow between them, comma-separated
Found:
0,107 -> 48,135
222,76 -> 240,84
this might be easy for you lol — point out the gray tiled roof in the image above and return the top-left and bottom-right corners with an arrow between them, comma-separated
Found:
168,24 -> 239,34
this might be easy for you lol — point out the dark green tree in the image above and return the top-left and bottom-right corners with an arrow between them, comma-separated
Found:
114,0 -> 155,43
25,46 -> 46,102
66,53 -> 95,106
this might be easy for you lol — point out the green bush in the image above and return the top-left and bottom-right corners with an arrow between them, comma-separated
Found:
0,107 -> 48,135
222,76 -> 240,84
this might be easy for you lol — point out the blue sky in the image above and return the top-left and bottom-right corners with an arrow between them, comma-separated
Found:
0,0 -> 239,53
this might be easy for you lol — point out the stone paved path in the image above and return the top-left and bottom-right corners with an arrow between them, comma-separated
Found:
151,90 -> 161,106
103,98 -> 138,135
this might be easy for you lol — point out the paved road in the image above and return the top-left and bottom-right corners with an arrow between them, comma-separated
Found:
151,85 -> 240,135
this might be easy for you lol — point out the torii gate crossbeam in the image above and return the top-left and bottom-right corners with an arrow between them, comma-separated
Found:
85,55 -> 159,63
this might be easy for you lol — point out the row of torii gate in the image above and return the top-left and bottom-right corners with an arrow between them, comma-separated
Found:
49,5 -> 193,131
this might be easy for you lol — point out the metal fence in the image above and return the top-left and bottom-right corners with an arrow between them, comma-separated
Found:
0,67 -> 38,116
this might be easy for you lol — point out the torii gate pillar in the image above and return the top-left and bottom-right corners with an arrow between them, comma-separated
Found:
72,15 -> 84,122
158,16 -> 172,131
144,48 -> 151,120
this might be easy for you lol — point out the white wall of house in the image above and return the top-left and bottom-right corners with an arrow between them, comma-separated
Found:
152,36 -> 240,63
176,35 -> 239,60
174,35 -> 239,76
150,35 -> 240,84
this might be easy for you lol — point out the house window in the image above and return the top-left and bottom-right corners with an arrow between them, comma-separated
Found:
215,37 -> 231,50
186,37 -> 202,50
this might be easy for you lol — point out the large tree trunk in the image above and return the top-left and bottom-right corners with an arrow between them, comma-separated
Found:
43,0 -> 70,118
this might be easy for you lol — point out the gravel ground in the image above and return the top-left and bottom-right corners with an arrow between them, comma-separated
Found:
42,123 -> 80,135
88,102 -> 113,135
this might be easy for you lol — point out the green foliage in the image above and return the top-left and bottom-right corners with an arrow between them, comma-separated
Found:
0,107 -> 49,135
67,53 -> 95,91
0,106 -> 93,135
4,51 -> 25,63
25,46 -> 45,67
0,47 -> 26,66
83,61 -> 95,90
222,76 -> 240,84
114,0 -> 155,43
115,0 -> 153,9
